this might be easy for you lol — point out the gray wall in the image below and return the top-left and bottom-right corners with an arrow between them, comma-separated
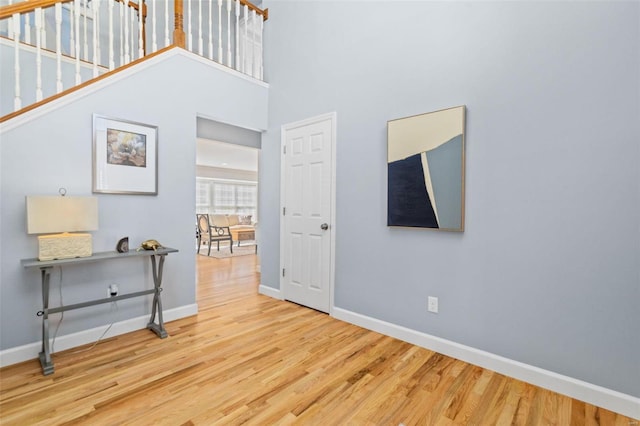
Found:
260,1 -> 640,396
0,50 -> 267,350
197,117 -> 262,149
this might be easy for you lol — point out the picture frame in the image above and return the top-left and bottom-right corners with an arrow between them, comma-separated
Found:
93,114 -> 158,195
387,105 -> 466,231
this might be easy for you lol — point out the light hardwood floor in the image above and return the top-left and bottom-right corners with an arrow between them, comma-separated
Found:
0,253 -> 636,425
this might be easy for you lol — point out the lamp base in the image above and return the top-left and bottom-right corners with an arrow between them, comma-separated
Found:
38,233 -> 93,261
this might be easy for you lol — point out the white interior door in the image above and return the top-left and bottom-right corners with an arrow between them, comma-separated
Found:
281,113 -> 336,313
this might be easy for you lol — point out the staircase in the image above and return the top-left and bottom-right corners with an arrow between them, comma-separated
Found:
0,0 -> 268,122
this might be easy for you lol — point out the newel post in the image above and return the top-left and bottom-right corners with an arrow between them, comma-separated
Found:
173,0 -> 186,48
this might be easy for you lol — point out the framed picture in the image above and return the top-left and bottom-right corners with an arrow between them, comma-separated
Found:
387,105 -> 466,231
93,114 -> 158,195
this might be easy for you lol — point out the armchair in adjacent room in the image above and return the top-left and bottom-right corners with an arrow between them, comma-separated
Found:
196,214 -> 233,256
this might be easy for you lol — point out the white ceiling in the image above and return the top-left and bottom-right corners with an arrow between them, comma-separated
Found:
196,138 -> 258,172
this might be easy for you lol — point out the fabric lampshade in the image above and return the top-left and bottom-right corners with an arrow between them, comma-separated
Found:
26,196 -> 98,234
26,196 -> 98,261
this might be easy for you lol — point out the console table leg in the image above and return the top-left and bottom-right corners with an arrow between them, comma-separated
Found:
147,255 -> 168,339
39,268 -> 54,375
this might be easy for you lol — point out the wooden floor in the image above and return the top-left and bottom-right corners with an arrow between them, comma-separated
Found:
0,254 -> 636,425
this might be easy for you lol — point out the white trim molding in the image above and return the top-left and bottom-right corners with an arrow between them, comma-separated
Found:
0,303 -> 198,369
332,307 -> 640,420
258,284 -> 283,300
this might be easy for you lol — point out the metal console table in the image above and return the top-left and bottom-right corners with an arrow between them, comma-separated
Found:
21,247 -> 178,375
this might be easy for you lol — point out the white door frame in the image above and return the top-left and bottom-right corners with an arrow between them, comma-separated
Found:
279,112 -> 337,314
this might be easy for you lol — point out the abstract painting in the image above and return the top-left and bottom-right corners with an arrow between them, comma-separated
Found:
387,106 -> 465,231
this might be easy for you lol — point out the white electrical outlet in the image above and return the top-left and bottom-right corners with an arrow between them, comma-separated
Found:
428,296 -> 438,313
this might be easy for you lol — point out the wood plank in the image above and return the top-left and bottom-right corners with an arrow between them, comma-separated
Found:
0,253 -> 637,425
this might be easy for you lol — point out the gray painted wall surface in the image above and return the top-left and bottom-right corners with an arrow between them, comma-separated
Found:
197,117 -> 262,149
0,51 -> 268,350
260,1 -> 640,396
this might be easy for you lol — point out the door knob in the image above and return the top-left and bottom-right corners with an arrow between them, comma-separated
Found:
321,223 -> 329,230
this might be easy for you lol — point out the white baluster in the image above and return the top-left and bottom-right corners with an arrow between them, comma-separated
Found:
6,0 -> 13,40
75,0 -> 81,84
242,4 -> 248,74
151,0 -> 158,52
91,0 -> 101,70
109,0 -> 114,70
40,8 -> 47,50
55,3 -> 63,93
35,8 -> 43,101
247,10 -> 260,78
187,0 -> 192,51
25,12 -> 31,44
119,1 -> 124,66
130,3 -> 135,58
248,9 -> 254,78
7,0 -> 12,43
217,0 -> 222,62
70,3 -> 76,57
138,0 -> 144,59
83,0 -> 88,60
123,1 -> 130,63
226,0 -> 231,67
251,10 -> 263,78
234,0 -> 239,70
12,12 -> 21,111
258,12 -> 263,80
164,0 -> 169,47
198,0 -> 203,55
251,16 -> 256,79
207,0 -> 213,59
92,0 -> 100,77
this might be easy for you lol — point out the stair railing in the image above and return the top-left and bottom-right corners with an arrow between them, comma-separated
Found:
0,0 -> 268,119
176,0 -> 267,80
1,0 -> 146,113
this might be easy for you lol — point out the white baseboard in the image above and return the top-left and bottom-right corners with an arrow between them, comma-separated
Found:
258,284 -> 282,300
0,304 -> 198,368
332,307 -> 640,420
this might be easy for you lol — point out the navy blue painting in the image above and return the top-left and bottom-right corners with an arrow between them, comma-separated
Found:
387,154 -> 438,228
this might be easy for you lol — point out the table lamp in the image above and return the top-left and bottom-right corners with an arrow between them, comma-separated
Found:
26,190 -> 99,261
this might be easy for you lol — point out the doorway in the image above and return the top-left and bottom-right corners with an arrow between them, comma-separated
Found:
196,139 -> 259,265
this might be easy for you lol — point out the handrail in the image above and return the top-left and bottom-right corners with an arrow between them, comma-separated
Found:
238,0 -> 268,20
0,0 -> 72,19
0,0 -> 146,20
